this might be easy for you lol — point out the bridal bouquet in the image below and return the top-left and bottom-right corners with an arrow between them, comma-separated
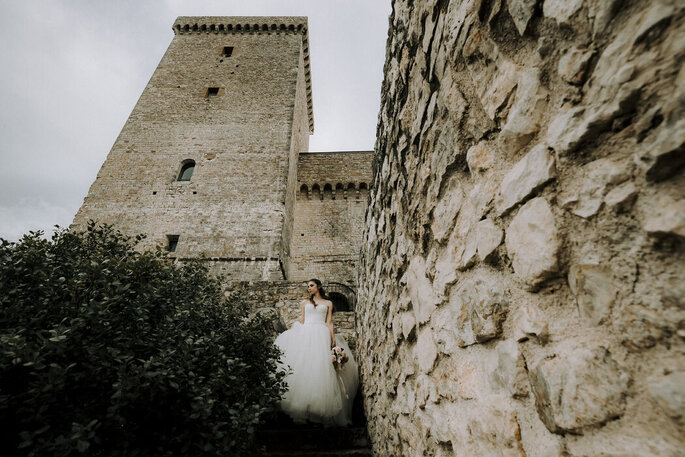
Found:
331,346 -> 348,370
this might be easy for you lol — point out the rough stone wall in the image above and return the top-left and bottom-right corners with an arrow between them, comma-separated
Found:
288,151 -> 373,285
222,281 -> 358,352
358,1 -> 685,456
72,17 -> 312,281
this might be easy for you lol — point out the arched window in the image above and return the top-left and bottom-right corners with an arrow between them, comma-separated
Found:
329,292 -> 351,312
323,183 -> 333,200
177,160 -> 195,181
358,182 -> 368,201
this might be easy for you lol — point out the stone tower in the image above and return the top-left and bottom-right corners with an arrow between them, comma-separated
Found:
72,17 -> 314,281
73,16 -> 373,287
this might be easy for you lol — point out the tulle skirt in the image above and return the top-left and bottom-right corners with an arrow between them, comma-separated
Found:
274,322 -> 359,426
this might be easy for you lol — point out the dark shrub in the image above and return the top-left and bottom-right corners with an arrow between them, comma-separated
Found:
0,223 -> 287,456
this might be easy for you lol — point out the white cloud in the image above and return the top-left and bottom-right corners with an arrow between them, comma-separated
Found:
0,197 -> 75,242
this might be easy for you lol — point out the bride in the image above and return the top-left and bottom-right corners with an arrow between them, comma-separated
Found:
274,279 -> 359,426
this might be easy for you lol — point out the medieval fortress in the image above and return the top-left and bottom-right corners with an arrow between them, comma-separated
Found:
73,3 -> 685,456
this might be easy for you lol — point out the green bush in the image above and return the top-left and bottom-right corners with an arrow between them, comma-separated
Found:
0,223 -> 287,456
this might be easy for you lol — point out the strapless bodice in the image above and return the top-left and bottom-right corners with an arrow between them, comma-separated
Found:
304,302 -> 328,325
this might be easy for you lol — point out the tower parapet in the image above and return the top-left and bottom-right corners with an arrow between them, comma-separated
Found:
172,16 -> 314,133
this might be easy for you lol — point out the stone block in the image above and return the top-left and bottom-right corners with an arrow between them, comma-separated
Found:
401,311 -> 416,339
558,46 -> 595,85
566,158 -> 631,219
543,0 -> 584,24
402,256 -> 442,324
480,58 -> 519,121
456,359 -> 481,400
498,68 -> 548,154
641,195 -> 685,238
450,401 -> 524,456
489,339 -> 529,398
496,145 -> 556,215
431,176 -> 464,242
466,142 -> 495,173
513,303 -> 549,343
638,118 -> 685,182
415,327 -> 438,373
448,273 -> 510,347
476,218 -> 503,261
588,0 -> 621,35
568,264 -> 617,326
619,304 -> 669,351
604,181 -> 637,211
647,371 -> 685,422
505,197 -> 560,286
546,106 -> 589,154
508,0 -> 537,35
529,343 -> 629,433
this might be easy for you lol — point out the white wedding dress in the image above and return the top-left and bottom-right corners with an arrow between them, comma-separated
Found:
274,302 -> 359,426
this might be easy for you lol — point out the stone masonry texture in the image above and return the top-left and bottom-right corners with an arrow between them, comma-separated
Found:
72,17 -> 371,288
357,1 -> 685,456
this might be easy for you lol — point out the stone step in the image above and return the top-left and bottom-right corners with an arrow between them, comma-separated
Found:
256,425 -> 370,452
264,449 -> 373,457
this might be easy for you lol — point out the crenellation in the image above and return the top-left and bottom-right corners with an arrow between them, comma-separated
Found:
172,17 -> 314,133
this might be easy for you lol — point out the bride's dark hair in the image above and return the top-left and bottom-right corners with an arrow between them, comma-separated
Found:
308,278 -> 333,311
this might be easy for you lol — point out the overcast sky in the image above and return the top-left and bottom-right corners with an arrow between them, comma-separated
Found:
0,0 -> 391,241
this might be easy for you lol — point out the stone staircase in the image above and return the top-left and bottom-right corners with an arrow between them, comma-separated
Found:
255,393 -> 372,456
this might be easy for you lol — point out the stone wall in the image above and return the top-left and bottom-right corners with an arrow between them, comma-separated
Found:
288,151 -> 373,285
358,1 -> 685,456
72,17 -> 312,281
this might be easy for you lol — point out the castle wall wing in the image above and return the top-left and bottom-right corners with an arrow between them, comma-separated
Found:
289,151 -> 374,286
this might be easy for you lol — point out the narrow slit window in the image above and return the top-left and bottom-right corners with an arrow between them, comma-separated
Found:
167,235 -> 179,252
206,87 -> 220,97
222,46 -> 234,57
178,160 -> 195,181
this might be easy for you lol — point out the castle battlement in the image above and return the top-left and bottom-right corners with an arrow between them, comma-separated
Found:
297,151 -> 373,201
172,16 -> 313,133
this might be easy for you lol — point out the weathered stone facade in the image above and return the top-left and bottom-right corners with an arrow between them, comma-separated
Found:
357,1 -> 685,455
290,151 -> 373,285
71,17 -> 371,288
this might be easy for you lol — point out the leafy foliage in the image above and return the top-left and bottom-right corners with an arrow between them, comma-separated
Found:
0,223 -> 287,456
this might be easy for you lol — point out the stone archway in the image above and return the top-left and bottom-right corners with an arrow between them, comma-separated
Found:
329,291 -> 351,311
325,282 -> 356,311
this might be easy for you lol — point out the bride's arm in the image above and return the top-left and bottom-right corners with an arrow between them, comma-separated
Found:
326,303 -> 335,348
